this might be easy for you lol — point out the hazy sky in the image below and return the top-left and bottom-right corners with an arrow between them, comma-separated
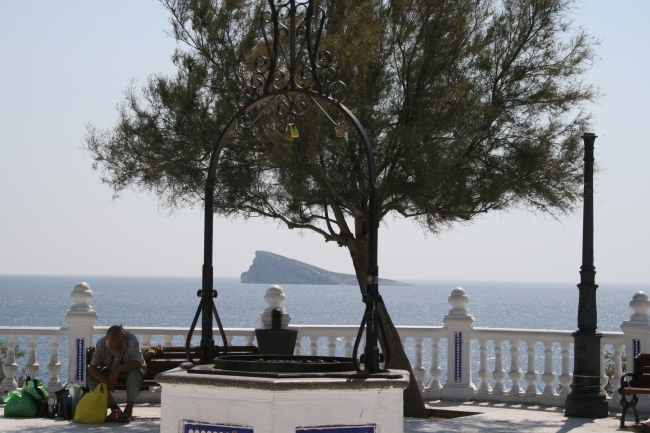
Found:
1,1 -> 648,284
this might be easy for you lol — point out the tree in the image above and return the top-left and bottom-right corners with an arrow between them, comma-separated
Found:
86,0 -> 597,417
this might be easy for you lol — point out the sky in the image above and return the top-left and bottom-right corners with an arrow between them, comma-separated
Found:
0,0 -> 648,284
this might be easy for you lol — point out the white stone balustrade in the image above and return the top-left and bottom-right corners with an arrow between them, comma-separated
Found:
1,283 -> 649,414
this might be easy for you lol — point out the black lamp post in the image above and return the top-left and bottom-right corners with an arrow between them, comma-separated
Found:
564,133 -> 608,418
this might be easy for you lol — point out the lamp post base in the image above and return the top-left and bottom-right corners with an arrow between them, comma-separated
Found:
565,394 -> 609,418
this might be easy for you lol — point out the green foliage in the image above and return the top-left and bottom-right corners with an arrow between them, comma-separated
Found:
0,338 -> 26,385
604,347 -> 626,395
86,0 -> 598,281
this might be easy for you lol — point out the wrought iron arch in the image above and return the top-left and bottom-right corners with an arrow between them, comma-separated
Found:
184,0 -> 388,374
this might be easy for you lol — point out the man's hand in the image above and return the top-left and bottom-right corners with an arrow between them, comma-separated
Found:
109,369 -> 120,386
104,377 -> 115,392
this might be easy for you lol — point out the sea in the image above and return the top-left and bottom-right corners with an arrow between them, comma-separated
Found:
0,274 -> 647,387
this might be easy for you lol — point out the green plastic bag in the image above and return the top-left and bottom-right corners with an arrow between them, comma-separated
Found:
3,389 -> 38,417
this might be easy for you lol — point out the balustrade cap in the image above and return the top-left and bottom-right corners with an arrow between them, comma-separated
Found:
258,285 -> 292,329
622,291 -> 650,326
65,282 -> 98,321
447,287 -> 471,316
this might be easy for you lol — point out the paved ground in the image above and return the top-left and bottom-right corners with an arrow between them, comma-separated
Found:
0,401 -> 641,432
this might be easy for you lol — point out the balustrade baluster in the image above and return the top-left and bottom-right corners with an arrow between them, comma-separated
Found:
524,340 -> 540,397
558,341 -> 572,397
1,334 -> 18,393
142,334 -> 152,346
294,335 -> 302,356
541,341 -> 557,396
46,335 -> 63,392
477,338 -> 492,396
24,334 -> 40,380
423,337 -> 442,398
245,335 -> 254,346
508,339 -> 523,396
600,342 -> 608,394
492,339 -> 507,395
164,334 -> 174,346
309,336 -> 318,356
611,343 -> 623,400
413,337 -> 425,390
343,335 -> 353,358
327,336 -> 337,357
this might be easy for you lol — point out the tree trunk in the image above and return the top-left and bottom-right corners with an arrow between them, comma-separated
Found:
347,239 -> 428,419
377,302 -> 427,418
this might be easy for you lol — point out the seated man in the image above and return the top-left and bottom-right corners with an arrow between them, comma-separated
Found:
87,325 -> 146,422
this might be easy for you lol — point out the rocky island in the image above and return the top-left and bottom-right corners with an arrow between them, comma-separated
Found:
241,251 -> 410,286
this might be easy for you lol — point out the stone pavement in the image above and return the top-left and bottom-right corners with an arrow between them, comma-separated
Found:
0,401 -> 641,432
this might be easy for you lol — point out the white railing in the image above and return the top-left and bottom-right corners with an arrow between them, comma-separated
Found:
1,282 -> 649,414
0,326 -> 65,393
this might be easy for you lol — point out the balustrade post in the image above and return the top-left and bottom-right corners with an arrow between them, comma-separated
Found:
65,282 -> 98,386
442,287 -> 476,400
492,339 -> 507,395
422,337 -> 442,399
508,340 -> 523,396
620,291 -> 650,360
524,340 -> 540,397
46,334 -> 63,392
23,334 -> 40,382
620,292 -> 650,412
541,341 -> 558,397
476,338 -> 492,396
1,334 -> 18,395
558,341 -> 572,397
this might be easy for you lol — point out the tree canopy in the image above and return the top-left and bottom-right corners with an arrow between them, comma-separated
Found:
86,0 -> 598,417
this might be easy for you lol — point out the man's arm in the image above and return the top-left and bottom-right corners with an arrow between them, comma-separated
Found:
108,360 -> 142,386
88,364 -> 115,392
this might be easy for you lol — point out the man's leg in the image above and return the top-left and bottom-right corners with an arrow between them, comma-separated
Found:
86,367 -> 119,411
122,368 -> 144,416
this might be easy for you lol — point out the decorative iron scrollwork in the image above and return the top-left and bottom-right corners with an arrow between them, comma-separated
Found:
237,0 -> 349,128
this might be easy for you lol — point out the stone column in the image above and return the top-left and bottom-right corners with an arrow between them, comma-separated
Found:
442,287 -> 476,400
65,282 -> 98,386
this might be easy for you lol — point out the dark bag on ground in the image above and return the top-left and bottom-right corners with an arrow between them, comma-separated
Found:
2,388 -> 38,417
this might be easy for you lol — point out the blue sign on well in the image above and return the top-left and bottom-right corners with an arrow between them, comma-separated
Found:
183,420 -> 254,433
296,425 -> 375,433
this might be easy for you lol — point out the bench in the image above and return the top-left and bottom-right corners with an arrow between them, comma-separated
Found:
619,353 -> 650,427
87,345 -> 260,390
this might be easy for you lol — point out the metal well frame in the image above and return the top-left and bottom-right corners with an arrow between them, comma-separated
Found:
185,0 -> 388,374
